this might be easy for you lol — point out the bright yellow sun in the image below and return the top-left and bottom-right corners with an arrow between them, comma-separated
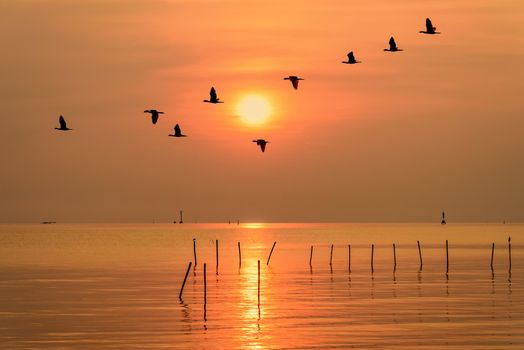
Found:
236,95 -> 272,126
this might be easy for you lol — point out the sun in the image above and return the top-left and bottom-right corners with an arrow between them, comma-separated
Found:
236,94 -> 272,126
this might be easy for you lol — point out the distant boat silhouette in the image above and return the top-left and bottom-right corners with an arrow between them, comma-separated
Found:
284,76 -> 304,90
55,115 -> 72,131
144,109 -> 164,124
253,139 -> 269,152
419,18 -> 440,35
384,37 -> 403,52
203,87 -> 223,103
168,124 -> 187,137
342,51 -> 361,64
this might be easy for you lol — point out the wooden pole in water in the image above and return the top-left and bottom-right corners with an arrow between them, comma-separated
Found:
446,240 -> 449,274
258,260 -> 261,305
417,240 -> 423,271
216,240 -> 219,275
193,238 -> 197,268
371,244 -> 374,273
508,237 -> 512,272
203,263 -> 207,322
490,242 -> 495,270
348,244 -> 351,273
330,244 -> 334,266
203,263 -> 207,303
393,243 -> 397,272
267,241 -> 276,266
309,245 -> 313,268
238,241 -> 242,267
179,261 -> 192,300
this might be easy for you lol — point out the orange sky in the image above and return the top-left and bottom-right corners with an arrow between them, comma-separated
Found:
1,0 -> 523,222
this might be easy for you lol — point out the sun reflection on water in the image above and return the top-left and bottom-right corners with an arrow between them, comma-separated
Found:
235,258 -> 270,348
242,223 -> 266,229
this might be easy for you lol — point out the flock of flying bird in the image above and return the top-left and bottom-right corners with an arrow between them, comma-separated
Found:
55,18 -> 440,153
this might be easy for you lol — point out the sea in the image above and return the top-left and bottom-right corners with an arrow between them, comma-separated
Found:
0,223 -> 522,349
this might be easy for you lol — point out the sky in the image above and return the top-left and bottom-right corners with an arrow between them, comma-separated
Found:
0,0 -> 523,223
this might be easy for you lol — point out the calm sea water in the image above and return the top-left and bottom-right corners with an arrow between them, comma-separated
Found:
0,223 -> 522,349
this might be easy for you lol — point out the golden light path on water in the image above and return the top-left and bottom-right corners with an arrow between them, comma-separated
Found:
237,258 -> 264,348
0,223 -> 523,349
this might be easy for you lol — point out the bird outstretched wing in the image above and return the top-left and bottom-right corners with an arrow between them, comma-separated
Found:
59,115 -> 67,129
426,18 -> 433,33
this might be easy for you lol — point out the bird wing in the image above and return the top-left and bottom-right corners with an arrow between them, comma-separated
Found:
59,115 -> 66,129
389,37 -> 396,50
291,78 -> 299,90
210,87 -> 217,101
426,18 -> 433,32
174,124 -> 181,136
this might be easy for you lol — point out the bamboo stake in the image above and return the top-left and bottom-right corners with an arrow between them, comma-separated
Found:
238,241 -> 242,267
417,240 -> 423,271
267,241 -> 276,266
490,242 -> 495,270
371,244 -> 374,273
203,263 -> 207,302
446,240 -> 449,274
193,238 -> 197,268
203,263 -> 207,321
393,243 -> 397,272
508,237 -> 512,272
258,260 -> 261,306
216,239 -> 219,275
348,244 -> 351,273
330,244 -> 334,266
309,245 -> 313,268
179,261 -> 192,300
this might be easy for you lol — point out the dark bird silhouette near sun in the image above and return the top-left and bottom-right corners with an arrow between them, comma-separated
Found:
342,51 -> 361,64
384,37 -> 403,52
253,139 -> 269,152
144,109 -> 164,124
203,87 -> 223,103
420,18 -> 440,35
169,124 -> 187,137
55,115 -> 72,131
284,76 -> 304,90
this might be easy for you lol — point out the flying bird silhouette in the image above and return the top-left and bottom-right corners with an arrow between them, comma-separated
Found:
252,139 -> 269,152
55,115 -> 72,131
419,18 -> 440,34
168,124 -> 187,137
144,109 -> 164,124
203,87 -> 223,103
384,37 -> 403,52
284,76 -> 304,90
342,51 -> 361,64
